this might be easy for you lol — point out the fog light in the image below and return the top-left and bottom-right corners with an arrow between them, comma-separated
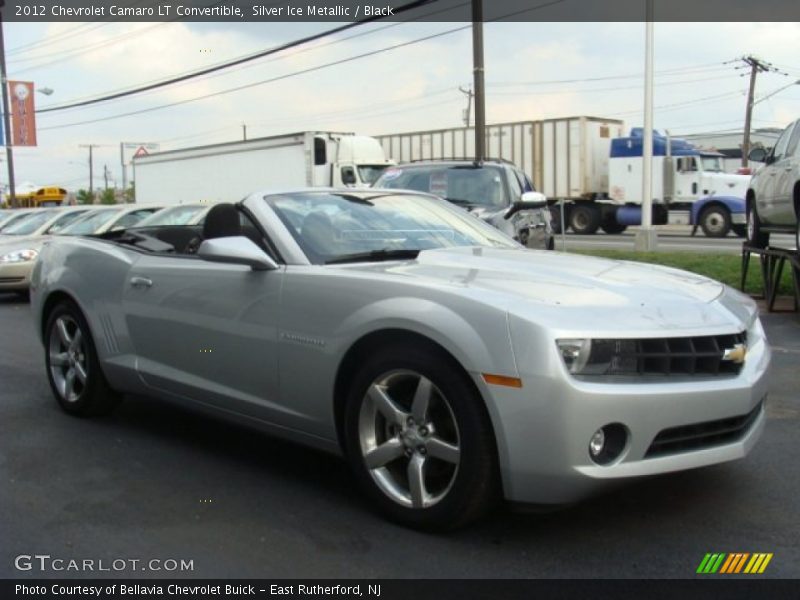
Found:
589,428 -> 605,457
588,423 -> 628,466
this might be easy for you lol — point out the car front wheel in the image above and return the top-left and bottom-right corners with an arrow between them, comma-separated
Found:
44,301 -> 120,416
747,200 -> 770,248
343,344 -> 498,530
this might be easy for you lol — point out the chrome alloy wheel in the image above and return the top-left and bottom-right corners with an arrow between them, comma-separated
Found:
358,370 -> 461,509
48,315 -> 88,403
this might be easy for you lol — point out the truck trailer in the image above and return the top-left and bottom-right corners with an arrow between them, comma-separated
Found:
133,131 -> 394,205
375,117 -> 750,237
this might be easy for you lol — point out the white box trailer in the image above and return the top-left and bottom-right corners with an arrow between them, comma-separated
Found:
376,118 -> 748,237
375,116 -> 625,201
133,131 -> 393,205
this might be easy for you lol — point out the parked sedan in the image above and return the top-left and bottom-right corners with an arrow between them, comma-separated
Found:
0,206 -> 93,240
0,205 -> 159,293
31,190 -> 768,529
746,117 -> 800,249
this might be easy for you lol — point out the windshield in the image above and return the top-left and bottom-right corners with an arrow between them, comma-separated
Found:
0,211 -> 33,231
375,165 -> 509,208
700,156 -> 724,172
137,205 -> 207,227
357,165 -> 390,186
1,209 -> 59,235
59,209 -> 122,235
45,210 -> 90,234
266,191 -> 517,265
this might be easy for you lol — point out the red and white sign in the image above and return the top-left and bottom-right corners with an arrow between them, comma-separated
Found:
133,146 -> 150,158
9,81 -> 37,147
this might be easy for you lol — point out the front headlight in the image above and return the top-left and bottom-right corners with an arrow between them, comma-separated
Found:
0,248 -> 38,263
558,338 -> 644,376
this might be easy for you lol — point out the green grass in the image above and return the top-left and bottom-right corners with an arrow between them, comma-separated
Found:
570,249 -> 797,297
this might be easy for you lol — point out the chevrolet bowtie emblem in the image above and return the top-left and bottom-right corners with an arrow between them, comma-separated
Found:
722,343 -> 747,364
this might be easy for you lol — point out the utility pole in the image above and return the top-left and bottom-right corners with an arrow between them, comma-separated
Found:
79,144 -> 100,202
242,124 -> 247,141
458,85 -> 473,127
739,56 -> 781,168
103,164 -> 109,190
471,0 -> 486,162
635,0 -> 657,252
0,4 -> 17,208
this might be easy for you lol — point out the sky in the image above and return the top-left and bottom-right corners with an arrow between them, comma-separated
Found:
3,19 -> 799,191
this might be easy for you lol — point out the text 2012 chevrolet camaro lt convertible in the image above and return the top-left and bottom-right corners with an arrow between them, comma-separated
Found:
31,190 -> 770,529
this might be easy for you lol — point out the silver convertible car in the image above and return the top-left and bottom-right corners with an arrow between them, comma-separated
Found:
31,189 -> 770,529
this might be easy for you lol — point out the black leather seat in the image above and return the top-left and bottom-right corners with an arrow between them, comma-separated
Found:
203,203 -> 242,239
186,204 -> 241,254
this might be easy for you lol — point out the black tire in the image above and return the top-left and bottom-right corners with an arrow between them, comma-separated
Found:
569,204 -> 601,235
732,225 -> 747,238
746,200 -> 770,248
44,300 -> 120,417
600,221 -> 628,235
549,206 -> 564,234
699,205 -> 731,238
343,343 -> 499,530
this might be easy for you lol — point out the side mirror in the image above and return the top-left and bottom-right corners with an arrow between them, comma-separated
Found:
198,236 -> 278,271
504,191 -> 547,219
748,147 -> 767,163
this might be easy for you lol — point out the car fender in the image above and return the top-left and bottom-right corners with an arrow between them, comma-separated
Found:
334,296 -> 518,379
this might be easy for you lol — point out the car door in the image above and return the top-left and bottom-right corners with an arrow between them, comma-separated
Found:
758,122 -> 795,223
772,120 -> 800,225
122,250 -> 291,427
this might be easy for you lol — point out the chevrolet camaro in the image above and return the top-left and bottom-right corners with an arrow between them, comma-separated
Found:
30,189 -> 770,529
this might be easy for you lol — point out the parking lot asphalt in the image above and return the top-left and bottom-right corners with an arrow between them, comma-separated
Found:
1,292 -> 798,579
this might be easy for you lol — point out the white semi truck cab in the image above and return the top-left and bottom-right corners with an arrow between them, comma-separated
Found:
599,129 -> 750,237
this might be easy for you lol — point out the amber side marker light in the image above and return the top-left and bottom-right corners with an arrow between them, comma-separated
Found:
482,373 -> 523,388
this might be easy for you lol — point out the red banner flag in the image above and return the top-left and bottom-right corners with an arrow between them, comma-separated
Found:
9,81 -> 37,147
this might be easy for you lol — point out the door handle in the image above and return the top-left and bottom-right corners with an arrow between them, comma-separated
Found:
130,276 -> 153,289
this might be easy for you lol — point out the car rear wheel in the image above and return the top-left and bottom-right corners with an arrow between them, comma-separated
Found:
747,200 -> 770,248
699,206 -> 731,238
343,344 -> 498,530
45,301 -> 120,416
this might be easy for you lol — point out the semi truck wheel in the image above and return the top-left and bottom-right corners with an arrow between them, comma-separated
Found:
569,205 -> 601,235
600,214 -> 627,235
699,206 -> 731,238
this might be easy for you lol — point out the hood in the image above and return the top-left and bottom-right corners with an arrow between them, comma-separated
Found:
0,234 -> 50,253
338,247 -> 737,335
701,172 -> 749,198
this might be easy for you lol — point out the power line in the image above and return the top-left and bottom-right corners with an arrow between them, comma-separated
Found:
487,62 -> 731,88
40,25 -> 472,131
486,73 -> 741,96
35,0 -> 439,114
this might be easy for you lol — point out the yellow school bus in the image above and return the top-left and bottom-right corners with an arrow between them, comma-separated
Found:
7,187 -> 68,208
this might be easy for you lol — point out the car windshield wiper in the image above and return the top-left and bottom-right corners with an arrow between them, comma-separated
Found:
441,196 -> 475,206
326,248 -> 421,265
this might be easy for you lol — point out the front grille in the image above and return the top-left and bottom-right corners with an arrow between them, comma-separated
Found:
0,277 -> 24,283
645,400 -> 763,458
585,332 -> 747,377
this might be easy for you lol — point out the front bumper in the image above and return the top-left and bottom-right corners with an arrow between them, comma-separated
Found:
0,261 -> 34,291
479,324 -> 770,505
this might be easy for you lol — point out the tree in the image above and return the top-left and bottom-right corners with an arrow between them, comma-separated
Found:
124,182 -> 135,204
99,188 -> 117,205
76,189 -> 95,205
